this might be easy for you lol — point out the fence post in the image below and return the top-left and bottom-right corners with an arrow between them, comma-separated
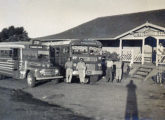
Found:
130,49 -> 134,67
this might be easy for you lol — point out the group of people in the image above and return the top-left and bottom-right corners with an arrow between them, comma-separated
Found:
65,57 -> 87,84
104,57 -> 123,83
65,56 -> 123,84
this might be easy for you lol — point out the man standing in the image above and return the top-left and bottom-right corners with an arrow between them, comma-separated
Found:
65,57 -> 73,83
76,58 -> 87,84
105,58 -> 113,82
114,60 -> 123,83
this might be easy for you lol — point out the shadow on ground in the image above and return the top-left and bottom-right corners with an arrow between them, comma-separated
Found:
125,80 -> 139,120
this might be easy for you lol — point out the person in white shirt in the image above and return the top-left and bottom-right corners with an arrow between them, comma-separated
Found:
76,58 -> 87,84
65,57 -> 73,83
114,60 -> 123,83
105,58 -> 113,82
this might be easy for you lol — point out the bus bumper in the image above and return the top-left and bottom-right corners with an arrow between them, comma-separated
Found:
36,76 -> 63,80
73,70 -> 102,76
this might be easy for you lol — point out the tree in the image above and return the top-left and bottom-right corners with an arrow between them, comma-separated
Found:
0,26 -> 30,42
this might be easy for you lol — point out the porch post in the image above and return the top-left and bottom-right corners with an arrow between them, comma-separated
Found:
119,39 -> 122,60
142,38 -> 145,65
20,48 -> 23,61
156,38 -> 159,66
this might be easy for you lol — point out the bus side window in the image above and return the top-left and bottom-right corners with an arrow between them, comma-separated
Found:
66,47 -> 69,53
63,47 -> 69,54
9,50 -> 12,57
13,48 -> 19,60
55,47 -> 60,56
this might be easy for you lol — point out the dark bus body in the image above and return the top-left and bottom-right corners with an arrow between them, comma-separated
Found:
0,41 -> 63,87
42,39 -> 103,82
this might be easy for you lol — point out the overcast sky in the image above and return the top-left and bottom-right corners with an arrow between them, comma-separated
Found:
0,0 -> 165,38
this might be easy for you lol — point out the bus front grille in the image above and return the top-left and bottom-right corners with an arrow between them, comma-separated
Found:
86,64 -> 95,70
42,69 -> 55,76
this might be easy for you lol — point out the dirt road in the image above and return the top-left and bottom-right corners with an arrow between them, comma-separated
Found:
0,86 -> 92,120
0,78 -> 165,120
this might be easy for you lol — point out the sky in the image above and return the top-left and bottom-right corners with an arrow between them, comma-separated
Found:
0,0 -> 165,38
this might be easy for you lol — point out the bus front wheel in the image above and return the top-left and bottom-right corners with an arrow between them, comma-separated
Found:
27,72 -> 36,87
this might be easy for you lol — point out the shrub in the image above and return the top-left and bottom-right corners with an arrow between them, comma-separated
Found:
103,51 -> 120,61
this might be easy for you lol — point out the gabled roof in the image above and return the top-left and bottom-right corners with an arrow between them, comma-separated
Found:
38,9 -> 165,40
116,22 -> 165,39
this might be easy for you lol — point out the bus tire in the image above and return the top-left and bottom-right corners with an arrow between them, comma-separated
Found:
27,72 -> 36,87
89,76 -> 99,84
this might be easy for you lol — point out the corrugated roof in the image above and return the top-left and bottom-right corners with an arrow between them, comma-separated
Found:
38,9 -> 165,40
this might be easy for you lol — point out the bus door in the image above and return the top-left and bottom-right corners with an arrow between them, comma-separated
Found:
50,47 -> 55,66
54,46 -> 69,67
12,48 -> 20,71
54,47 -> 61,66
60,46 -> 69,66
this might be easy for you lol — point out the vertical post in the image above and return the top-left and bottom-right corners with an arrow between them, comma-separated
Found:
119,39 -> 122,60
132,49 -> 134,63
20,48 -> 23,61
142,38 -> 145,65
130,49 -> 134,67
156,38 -> 159,66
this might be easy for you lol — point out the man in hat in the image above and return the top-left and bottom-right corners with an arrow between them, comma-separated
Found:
76,58 -> 87,84
65,57 -> 73,83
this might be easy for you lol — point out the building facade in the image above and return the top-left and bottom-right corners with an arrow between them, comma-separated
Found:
38,9 -> 165,66
97,22 -> 165,66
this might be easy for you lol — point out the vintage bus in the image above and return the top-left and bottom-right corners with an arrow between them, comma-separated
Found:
42,39 -> 103,82
0,40 -> 63,87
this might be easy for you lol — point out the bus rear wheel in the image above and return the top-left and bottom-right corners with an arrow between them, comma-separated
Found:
89,75 -> 99,84
27,72 -> 36,87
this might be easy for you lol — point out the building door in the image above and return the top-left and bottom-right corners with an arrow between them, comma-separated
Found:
144,37 -> 156,63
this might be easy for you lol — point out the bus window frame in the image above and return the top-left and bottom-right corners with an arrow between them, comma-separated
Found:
71,45 -> 89,55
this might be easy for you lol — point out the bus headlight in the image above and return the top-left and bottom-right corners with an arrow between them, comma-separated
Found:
72,56 -> 77,60
40,69 -> 46,75
98,63 -> 101,67
42,64 -> 46,67
98,57 -> 102,60
47,64 -> 50,68
54,69 -> 59,75
73,63 -> 77,67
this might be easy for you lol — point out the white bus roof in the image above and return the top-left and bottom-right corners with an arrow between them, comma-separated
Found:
42,40 -> 72,46
0,42 -> 30,48
42,39 -> 102,47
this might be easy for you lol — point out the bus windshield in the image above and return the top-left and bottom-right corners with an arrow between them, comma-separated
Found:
38,50 -> 50,60
72,46 -> 102,55
89,46 -> 102,55
72,46 -> 88,54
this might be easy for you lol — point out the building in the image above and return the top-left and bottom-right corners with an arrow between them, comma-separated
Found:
38,9 -> 165,66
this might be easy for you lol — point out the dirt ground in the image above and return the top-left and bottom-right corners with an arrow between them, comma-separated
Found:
0,77 -> 165,120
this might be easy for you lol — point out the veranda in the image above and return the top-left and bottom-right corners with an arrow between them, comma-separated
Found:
99,22 -> 165,66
